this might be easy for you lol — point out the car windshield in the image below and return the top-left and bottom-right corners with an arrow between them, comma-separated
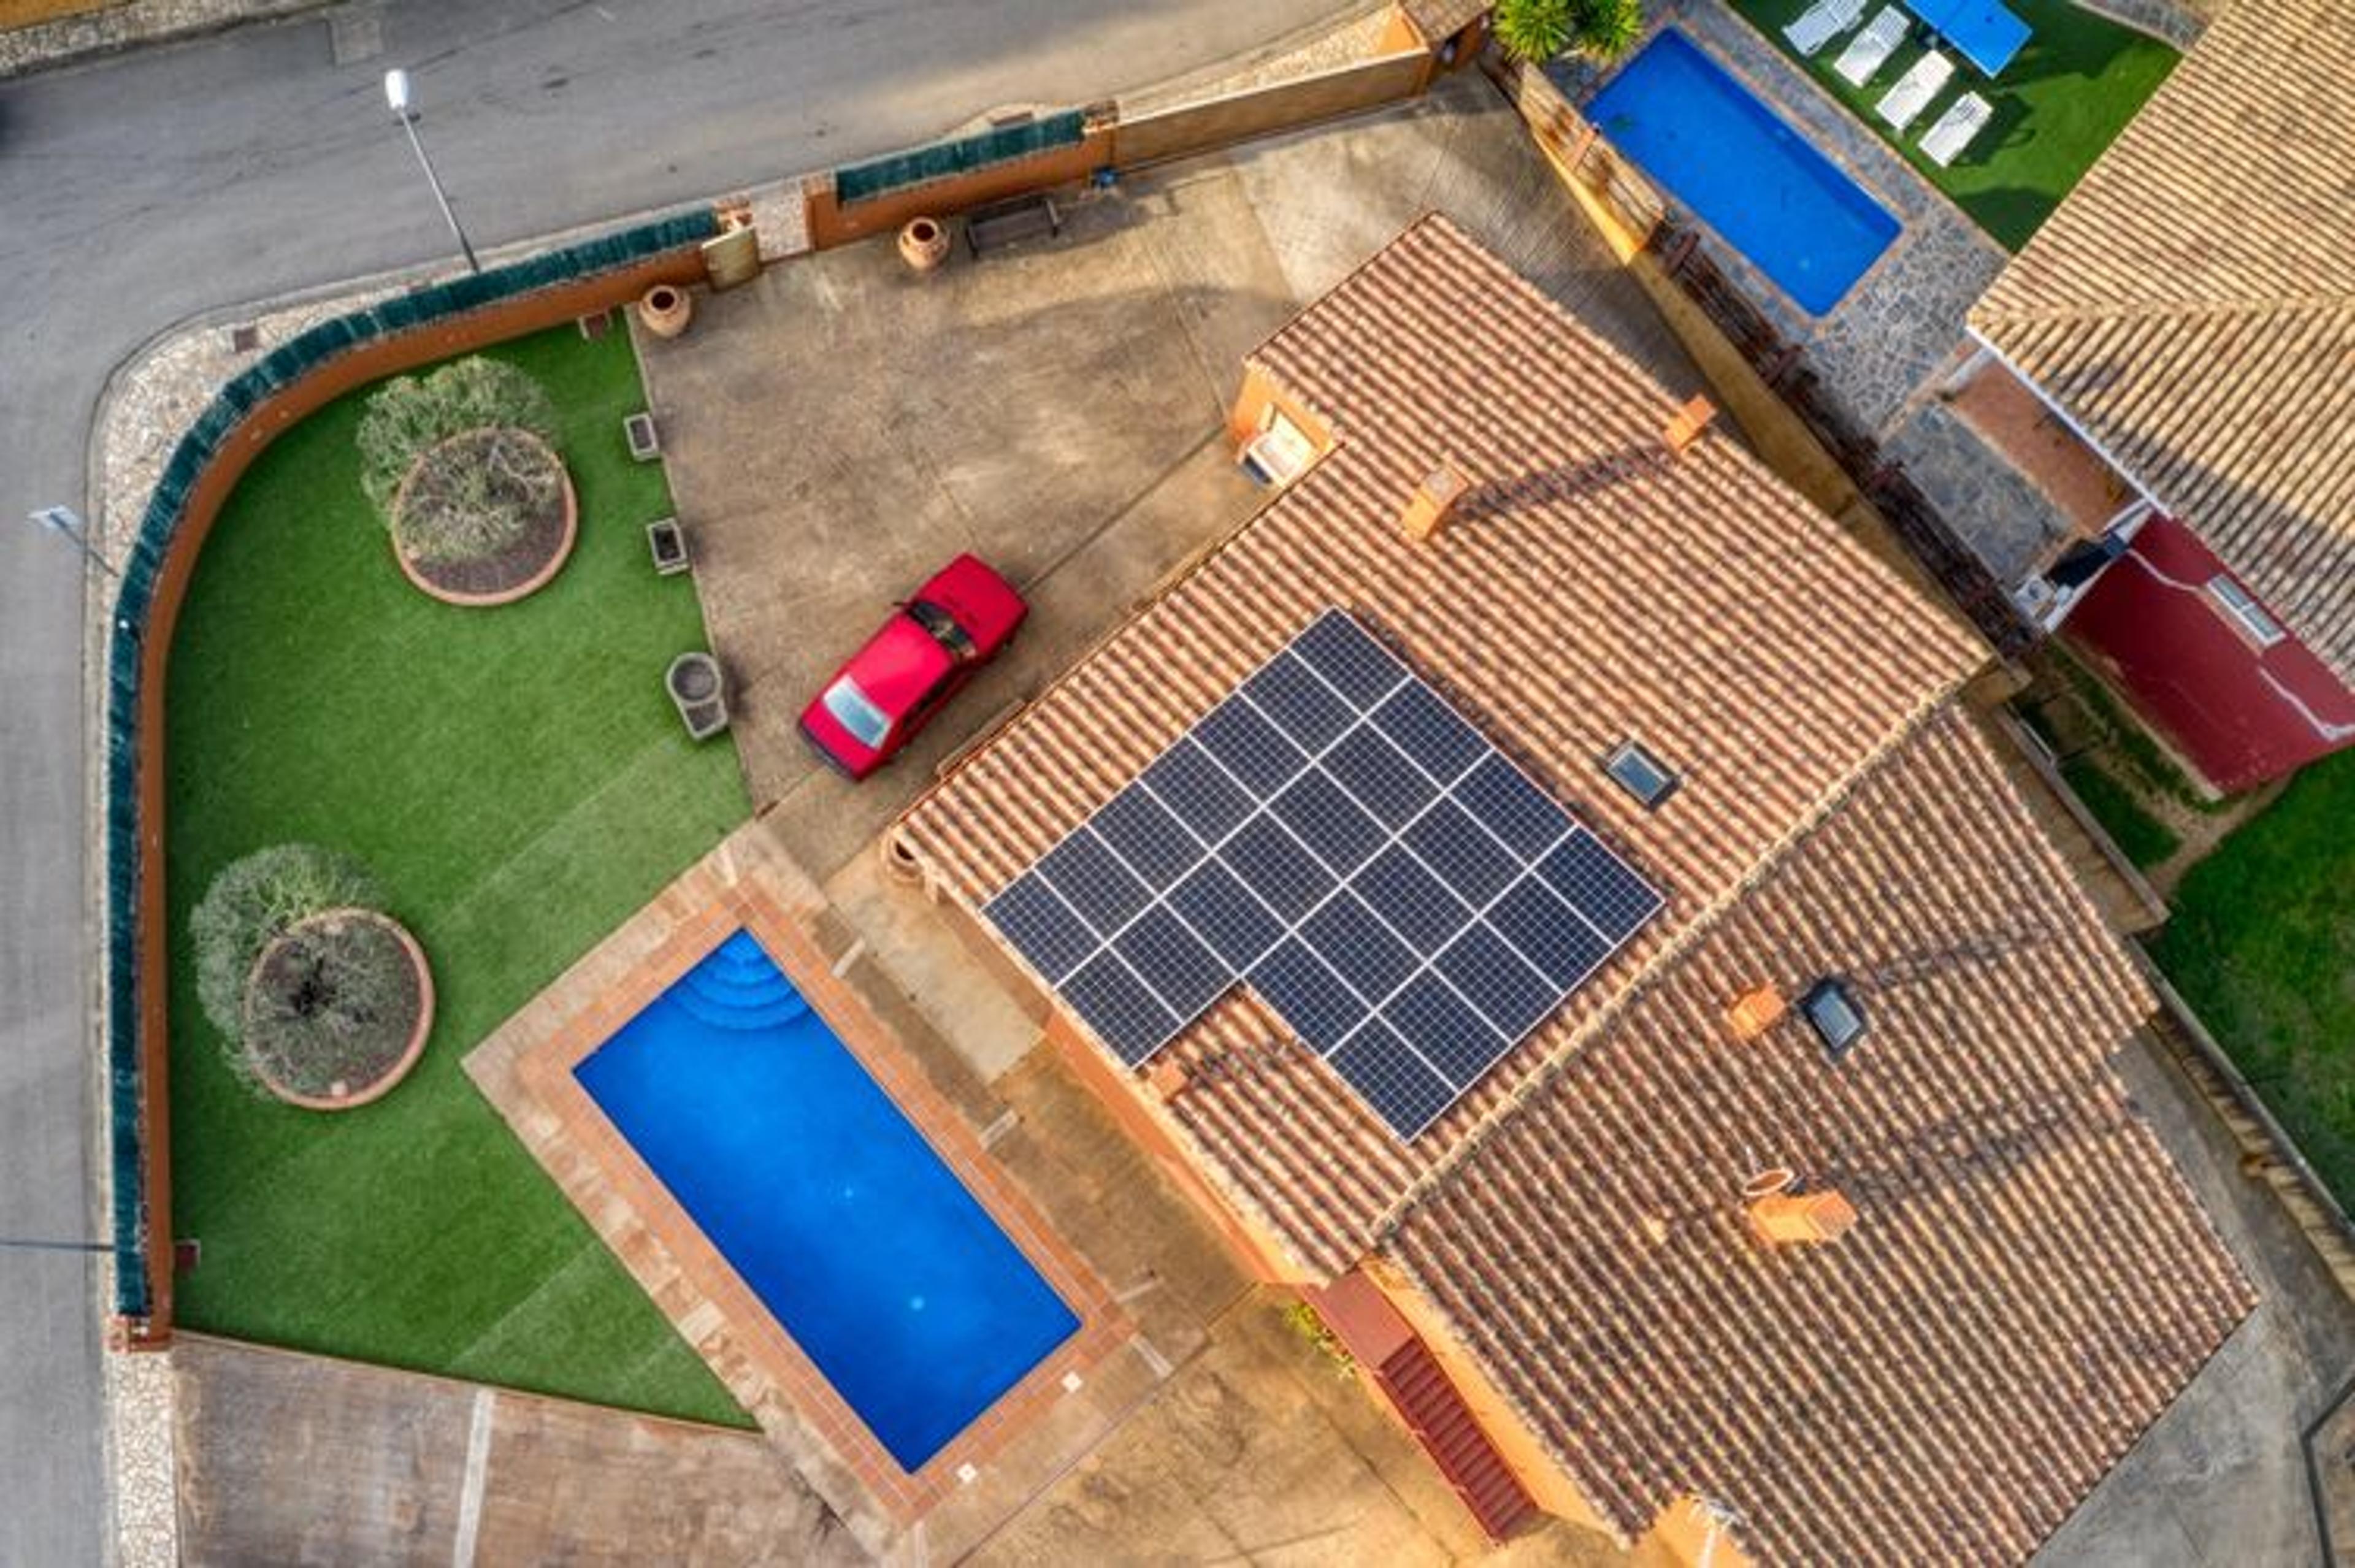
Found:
906,599 -> 977,661
821,675 -> 892,749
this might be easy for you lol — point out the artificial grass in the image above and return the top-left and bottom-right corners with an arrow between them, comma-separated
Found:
166,323 -> 754,1425
2148,749 -> 2355,1206
1726,0 -> 2180,251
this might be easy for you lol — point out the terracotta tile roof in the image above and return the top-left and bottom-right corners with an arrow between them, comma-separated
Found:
1394,705 -> 2253,1563
893,214 -> 2250,1559
1970,0 -> 2355,679
1401,0 -> 1488,44
894,213 -> 1987,1272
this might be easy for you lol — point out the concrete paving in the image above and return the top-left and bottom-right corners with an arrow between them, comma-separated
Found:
973,1290 -> 1626,1567
2033,1032 -> 2355,1568
171,1336 -> 861,1566
635,69 -> 1704,885
0,1 -> 1361,1558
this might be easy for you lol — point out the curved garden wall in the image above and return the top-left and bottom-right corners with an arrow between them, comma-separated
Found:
105,212 -> 718,1339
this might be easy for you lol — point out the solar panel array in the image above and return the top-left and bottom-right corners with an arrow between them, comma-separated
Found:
982,609 -> 1664,1139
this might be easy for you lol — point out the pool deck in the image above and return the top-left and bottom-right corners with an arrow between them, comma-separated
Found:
1561,1 -> 2107,587
1559,3 -> 2009,435
465,822 -> 1135,1556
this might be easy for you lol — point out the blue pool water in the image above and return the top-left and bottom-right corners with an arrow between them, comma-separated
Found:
575,930 -> 1079,1470
1586,30 -> 1899,314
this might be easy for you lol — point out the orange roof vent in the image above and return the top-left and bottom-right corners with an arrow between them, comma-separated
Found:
1664,394 -> 1717,456
1743,1168 -> 1857,1247
1146,1057 -> 1192,1103
1726,983 -> 1787,1041
1400,459 -> 1471,543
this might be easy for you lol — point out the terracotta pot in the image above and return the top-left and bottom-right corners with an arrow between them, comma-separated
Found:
638,283 -> 692,339
898,216 -> 951,273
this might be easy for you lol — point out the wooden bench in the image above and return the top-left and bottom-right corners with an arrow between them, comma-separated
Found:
965,194 -> 1061,257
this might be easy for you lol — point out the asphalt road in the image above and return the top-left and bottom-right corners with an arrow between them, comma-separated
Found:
0,2 -> 1342,1559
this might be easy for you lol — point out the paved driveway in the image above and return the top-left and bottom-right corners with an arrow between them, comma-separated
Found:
635,69 -> 1704,885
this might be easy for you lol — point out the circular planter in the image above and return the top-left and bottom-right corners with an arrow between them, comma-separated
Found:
638,283 -> 693,339
898,216 -> 951,273
667,651 -> 721,703
240,908 -> 434,1111
390,427 -> 577,607
1742,1166 -> 1798,1204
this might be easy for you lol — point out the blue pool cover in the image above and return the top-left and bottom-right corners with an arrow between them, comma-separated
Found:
575,930 -> 1079,1470
1586,30 -> 1901,315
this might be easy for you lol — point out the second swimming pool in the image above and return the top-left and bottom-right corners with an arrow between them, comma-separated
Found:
1587,29 -> 1901,314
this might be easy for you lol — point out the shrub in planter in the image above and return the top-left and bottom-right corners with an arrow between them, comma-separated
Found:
193,843 -> 385,1044
358,358 -> 564,566
192,845 -> 431,1105
241,910 -> 425,1102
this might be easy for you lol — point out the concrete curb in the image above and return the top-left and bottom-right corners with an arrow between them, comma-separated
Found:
0,0 -> 329,81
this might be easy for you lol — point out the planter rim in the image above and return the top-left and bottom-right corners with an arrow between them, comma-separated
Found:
389,426 -> 578,607
240,907 -> 436,1111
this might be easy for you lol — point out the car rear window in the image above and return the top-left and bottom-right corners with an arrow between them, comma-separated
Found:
909,600 -> 977,660
822,675 -> 891,749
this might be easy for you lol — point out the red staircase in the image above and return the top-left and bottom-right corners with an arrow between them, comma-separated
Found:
1308,1272 -> 1539,1542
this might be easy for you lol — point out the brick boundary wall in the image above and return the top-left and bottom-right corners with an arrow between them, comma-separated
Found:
1111,48 -> 1433,167
798,2 -> 1466,253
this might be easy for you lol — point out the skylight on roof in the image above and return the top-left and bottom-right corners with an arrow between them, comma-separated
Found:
2205,575 -> 2286,647
1800,979 -> 1867,1062
1602,740 -> 1679,809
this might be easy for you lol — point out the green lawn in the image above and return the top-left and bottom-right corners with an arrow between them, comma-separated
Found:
1726,0 -> 2180,250
2148,750 -> 2355,1206
2060,756 -> 2179,870
166,323 -> 754,1423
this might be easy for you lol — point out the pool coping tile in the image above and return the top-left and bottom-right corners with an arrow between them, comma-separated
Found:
467,822 -> 1129,1550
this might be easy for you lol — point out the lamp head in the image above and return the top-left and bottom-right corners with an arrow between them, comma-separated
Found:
383,68 -> 413,118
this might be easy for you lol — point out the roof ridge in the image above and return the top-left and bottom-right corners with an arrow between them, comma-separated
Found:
1368,684 -> 1970,1249
1973,284 -> 2355,338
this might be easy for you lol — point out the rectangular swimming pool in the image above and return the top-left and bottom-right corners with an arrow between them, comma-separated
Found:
575,929 -> 1079,1471
1586,30 -> 1899,314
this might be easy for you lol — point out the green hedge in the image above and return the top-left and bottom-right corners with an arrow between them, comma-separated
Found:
835,110 -> 1086,204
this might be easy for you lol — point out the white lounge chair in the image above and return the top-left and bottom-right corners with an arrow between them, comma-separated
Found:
1784,0 -> 1867,56
1920,90 -> 1994,166
1877,51 -> 1955,129
1832,7 -> 1907,86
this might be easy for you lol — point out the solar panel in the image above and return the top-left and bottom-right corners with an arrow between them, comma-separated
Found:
981,608 -> 1666,1139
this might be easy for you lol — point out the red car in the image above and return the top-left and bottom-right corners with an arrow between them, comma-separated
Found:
799,554 -> 1028,779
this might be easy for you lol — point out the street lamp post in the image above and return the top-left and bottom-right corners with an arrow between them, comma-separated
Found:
382,67 -> 481,275
27,505 -> 117,578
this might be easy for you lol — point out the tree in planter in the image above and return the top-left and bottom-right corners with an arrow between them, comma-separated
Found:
241,912 -> 421,1100
193,843 -> 426,1100
357,356 -> 564,566
1495,0 -> 1644,64
193,844 -> 385,1043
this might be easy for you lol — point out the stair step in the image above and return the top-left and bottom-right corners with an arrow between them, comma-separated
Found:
1369,1337 -> 1536,1545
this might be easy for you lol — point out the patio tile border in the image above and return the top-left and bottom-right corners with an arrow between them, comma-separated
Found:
465,821 -> 1127,1539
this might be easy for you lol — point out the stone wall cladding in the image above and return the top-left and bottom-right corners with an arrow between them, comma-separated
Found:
2074,0 -> 2209,48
